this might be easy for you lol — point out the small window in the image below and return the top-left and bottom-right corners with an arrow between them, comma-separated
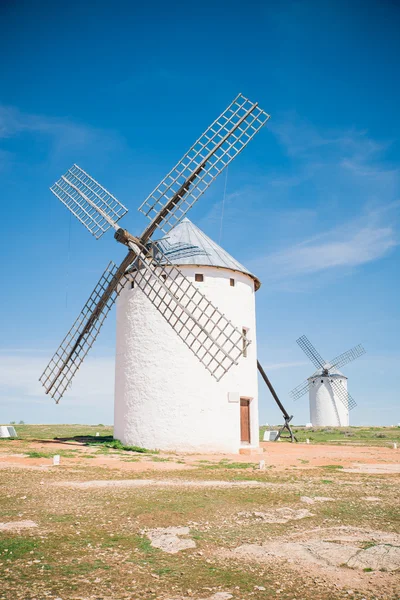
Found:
195,273 -> 204,282
131,281 -> 135,289
242,327 -> 248,358
230,278 -> 235,287
321,379 -> 323,383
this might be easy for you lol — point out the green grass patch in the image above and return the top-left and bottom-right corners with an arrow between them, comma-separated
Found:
0,537 -> 38,560
61,559 -> 111,575
85,436 -> 156,454
25,450 -> 77,459
260,425 -> 400,446
200,460 -> 254,470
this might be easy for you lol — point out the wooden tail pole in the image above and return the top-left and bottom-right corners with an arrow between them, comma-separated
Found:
257,360 -> 298,443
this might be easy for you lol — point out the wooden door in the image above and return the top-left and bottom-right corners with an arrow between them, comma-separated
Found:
240,399 -> 250,443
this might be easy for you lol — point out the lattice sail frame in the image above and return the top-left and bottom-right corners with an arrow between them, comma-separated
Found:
329,344 -> 366,370
129,244 -> 250,381
40,257 -> 131,402
290,378 -> 313,402
296,335 -> 325,370
329,378 -> 357,410
51,164 -> 128,239
139,93 -> 270,236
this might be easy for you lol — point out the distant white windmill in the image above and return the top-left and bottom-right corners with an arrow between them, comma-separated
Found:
290,335 -> 366,427
40,94 -> 270,453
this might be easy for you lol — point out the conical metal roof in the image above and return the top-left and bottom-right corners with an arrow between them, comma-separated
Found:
157,219 -> 261,290
308,367 -> 347,379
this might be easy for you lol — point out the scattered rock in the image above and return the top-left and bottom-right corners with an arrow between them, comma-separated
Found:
0,520 -> 37,532
237,508 -> 314,524
145,526 -> 196,554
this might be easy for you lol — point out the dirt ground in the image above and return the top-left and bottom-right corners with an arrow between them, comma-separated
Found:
1,438 -> 399,472
0,427 -> 399,600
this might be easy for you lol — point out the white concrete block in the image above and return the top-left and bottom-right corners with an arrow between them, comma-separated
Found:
0,426 -> 10,438
263,430 -> 278,442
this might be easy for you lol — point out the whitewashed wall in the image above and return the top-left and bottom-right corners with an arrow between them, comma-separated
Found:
309,374 -> 349,426
114,265 -> 259,453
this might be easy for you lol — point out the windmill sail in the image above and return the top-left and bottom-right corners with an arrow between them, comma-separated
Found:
329,378 -> 357,410
40,253 -> 133,402
51,164 -> 128,239
130,245 -> 250,381
290,378 -> 312,401
329,344 -> 366,370
139,93 -> 270,240
296,335 -> 326,370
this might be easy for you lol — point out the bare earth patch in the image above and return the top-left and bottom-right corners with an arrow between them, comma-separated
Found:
237,507 -> 314,523
300,496 -> 334,504
168,593 -> 232,600
364,496 -> 381,502
144,526 -> 196,554
221,526 -> 400,592
0,520 -> 37,532
54,479 -> 272,489
343,463 -> 400,474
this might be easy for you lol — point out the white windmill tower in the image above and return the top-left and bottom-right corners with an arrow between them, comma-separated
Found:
290,335 -> 366,427
40,94 -> 270,453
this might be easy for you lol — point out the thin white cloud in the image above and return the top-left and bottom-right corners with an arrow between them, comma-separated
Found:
0,104 -> 123,165
251,214 -> 397,285
270,115 -> 386,161
0,352 -> 115,406
258,224 -> 396,280
238,114 -> 400,287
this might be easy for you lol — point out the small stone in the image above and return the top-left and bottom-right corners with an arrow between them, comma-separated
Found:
254,586 -> 266,591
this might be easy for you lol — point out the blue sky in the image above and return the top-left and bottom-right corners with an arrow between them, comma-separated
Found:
0,0 -> 399,426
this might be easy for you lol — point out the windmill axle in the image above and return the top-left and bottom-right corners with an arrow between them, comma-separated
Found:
114,228 -> 140,247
